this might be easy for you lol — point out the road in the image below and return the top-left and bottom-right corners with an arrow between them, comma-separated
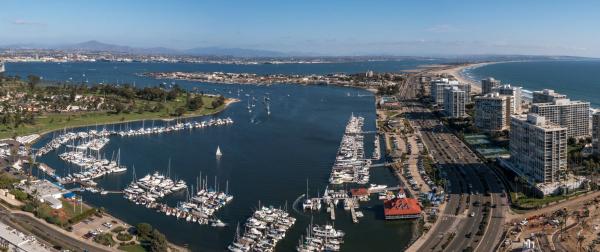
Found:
0,204 -> 113,252
398,72 -> 507,252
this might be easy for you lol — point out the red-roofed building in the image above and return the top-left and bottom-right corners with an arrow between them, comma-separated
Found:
350,188 -> 369,197
383,197 -> 422,220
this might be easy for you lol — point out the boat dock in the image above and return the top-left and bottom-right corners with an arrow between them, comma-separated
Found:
349,200 -> 359,223
38,163 -> 55,176
329,201 -> 336,220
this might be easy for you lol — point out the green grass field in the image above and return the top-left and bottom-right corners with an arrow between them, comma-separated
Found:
118,244 -> 147,252
512,191 -> 586,209
0,96 -> 231,139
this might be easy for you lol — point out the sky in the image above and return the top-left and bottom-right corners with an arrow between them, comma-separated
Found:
1,0 -> 600,57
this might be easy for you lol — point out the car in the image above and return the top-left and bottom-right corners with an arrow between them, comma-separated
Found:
469,212 -> 475,217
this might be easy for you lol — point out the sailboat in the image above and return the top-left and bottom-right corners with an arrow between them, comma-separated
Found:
302,179 -> 313,210
216,146 -> 222,157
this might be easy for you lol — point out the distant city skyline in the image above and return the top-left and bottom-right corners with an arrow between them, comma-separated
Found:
2,0 -> 600,57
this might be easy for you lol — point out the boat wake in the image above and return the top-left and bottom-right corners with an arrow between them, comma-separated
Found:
292,193 -> 306,215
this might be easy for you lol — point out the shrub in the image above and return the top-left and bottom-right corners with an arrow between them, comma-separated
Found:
112,226 -> 126,233
116,232 -> 132,241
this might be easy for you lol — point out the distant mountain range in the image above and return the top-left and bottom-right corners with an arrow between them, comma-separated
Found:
0,40 -> 295,57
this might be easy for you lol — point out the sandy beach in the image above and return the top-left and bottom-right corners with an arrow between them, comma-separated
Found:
427,62 -> 500,94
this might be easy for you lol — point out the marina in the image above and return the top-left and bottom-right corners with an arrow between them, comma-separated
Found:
24,62 -> 412,252
58,149 -> 127,184
228,206 -> 296,252
329,115 -> 371,185
36,117 -> 234,157
124,171 -> 187,204
296,223 -> 345,252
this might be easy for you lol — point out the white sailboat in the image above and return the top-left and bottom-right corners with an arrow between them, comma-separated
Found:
216,146 -> 222,157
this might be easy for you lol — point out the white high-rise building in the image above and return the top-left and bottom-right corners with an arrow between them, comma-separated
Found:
474,92 -> 513,132
430,78 -> 457,105
492,84 -> 523,113
529,98 -> 591,139
456,83 -> 472,103
510,114 -> 567,183
481,77 -> 500,95
0,61 -> 5,74
532,89 -> 567,104
430,78 -> 470,105
593,112 -> 600,156
443,86 -> 466,118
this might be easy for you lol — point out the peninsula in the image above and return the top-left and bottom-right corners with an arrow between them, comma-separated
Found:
0,75 -> 232,140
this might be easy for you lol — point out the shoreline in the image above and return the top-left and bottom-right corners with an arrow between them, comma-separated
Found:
24,98 -> 239,146
20,99 -> 239,251
427,61 -> 502,94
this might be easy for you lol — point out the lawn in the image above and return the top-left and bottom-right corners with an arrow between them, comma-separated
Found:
0,96 -> 230,139
118,244 -> 147,252
512,191 -> 586,209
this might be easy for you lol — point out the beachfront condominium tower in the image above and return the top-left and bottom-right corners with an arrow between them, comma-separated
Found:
481,77 -> 500,95
510,114 -> 567,183
430,78 -> 457,105
475,92 -> 513,132
593,112 -> 600,156
492,84 -> 523,114
532,89 -> 567,104
443,86 -> 466,118
0,61 -> 4,73
529,98 -> 591,139
430,78 -> 471,106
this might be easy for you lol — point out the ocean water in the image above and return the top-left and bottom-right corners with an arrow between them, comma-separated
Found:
7,62 -> 418,252
466,60 -> 600,107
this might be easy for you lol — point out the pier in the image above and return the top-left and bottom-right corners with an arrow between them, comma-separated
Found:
329,201 -> 336,220
349,201 -> 359,223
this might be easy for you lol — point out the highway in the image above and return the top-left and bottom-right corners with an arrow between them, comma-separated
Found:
398,73 -> 507,252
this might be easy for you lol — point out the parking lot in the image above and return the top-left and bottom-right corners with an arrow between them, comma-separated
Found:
72,213 -> 129,240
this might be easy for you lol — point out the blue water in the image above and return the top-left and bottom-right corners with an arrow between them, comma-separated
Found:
8,62 -> 416,252
466,60 -> 600,107
6,60 -> 447,88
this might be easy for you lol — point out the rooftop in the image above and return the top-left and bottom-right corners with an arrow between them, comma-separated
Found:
383,197 -> 422,216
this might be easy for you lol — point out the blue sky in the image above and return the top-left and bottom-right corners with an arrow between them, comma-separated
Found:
1,0 -> 600,56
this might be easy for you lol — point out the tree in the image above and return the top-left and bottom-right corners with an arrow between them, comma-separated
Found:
150,229 -> 168,252
174,106 -> 186,116
114,103 -> 125,114
568,137 -> 577,146
136,223 -> 153,240
27,75 -> 41,90
187,96 -> 204,111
